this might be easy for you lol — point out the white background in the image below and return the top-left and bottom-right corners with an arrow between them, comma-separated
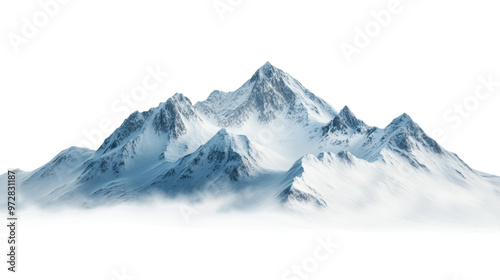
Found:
1,0 -> 499,175
1,204 -> 500,280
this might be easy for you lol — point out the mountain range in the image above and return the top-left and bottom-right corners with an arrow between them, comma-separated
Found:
4,62 -> 500,224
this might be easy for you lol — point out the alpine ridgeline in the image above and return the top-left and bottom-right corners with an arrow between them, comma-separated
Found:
5,62 -> 500,225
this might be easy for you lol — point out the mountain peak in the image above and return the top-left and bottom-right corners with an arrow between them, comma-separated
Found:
153,93 -> 200,136
171,92 -> 183,99
252,61 -> 280,81
217,128 -> 229,135
393,113 -> 412,123
161,129 -> 264,183
385,113 -> 417,133
167,92 -> 192,105
196,62 -> 337,127
384,113 -> 443,155
322,105 -> 366,135
338,105 -> 357,120
172,92 -> 184,98
212,128 -> 232,140
262,61 -> 273,69
203,129 -> 250,152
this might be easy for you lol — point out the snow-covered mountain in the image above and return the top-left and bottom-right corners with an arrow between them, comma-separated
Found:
3,62 -> 499,224
195,61 -> 336,127
146,128 -> 281,196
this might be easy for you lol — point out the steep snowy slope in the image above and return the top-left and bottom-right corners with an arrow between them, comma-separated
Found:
280,109 -> 498,222
194,62 -> 339,162
279,151 -> 500,224
14,147 -> 94,204
78,93 -> 216,182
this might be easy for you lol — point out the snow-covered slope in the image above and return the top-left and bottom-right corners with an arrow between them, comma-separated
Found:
98,92 -> 214,162
4,62 -> 499,225
77,93 -> 216,182
279,151 -> 500,224
14,147 -> 93,204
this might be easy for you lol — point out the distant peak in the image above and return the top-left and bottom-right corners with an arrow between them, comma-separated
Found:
166,93 -> 193,107
204,129 -> 233,147
211,128 -> 239,143
171,92 -> 186,100
399,113 -> 412,120
322,105 -> 367,135
58,146 -> 94,157
216,128 -> 229,136
387,113 -> 415,130
205,129 -> 254,155
338,106 -> 356,119
254,61 -> 279,80
206,90 -> 227,101
385,113 -> 443,154
196,61 -> 337,127
261,61 -> 273,69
